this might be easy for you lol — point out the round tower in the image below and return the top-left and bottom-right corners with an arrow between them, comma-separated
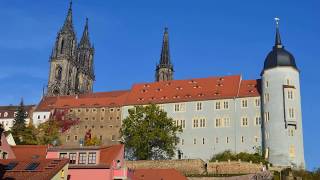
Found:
261,18 -> 305,169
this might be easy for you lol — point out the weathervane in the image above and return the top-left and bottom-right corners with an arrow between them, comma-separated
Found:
274,17 -> 280,27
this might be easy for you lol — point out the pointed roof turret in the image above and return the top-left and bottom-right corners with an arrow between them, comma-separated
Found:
61,0 -> 74,32
262,17 -> 298,73
79,17 -> 92,48
159,27 -> 172,67
274,17 -> 282,48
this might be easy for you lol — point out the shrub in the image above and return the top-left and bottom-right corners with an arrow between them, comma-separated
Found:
210,150 -> 268,165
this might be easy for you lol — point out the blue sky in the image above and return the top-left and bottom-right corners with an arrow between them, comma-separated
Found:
0,0 -> 319,170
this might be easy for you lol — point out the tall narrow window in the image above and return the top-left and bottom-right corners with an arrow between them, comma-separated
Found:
78,153 -> 87,164
255,98 -> 260,107
288,90 -> 294,99
202,138 -> 205,144
69,153 -> 76,164
223,101 -> 229,109
241,136 -> 244,143
289,145 -> 295,158
193,138 -> 197,145
241,99 -> 248,108
215,102 -> 221,110
60,39 -> 65,54
241,117 -> 248,127
88,152 -> 97,164
196,102 -> 202,111
289,108 -> 295,119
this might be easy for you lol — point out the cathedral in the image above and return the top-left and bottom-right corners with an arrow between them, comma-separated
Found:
47,2 -> 95,96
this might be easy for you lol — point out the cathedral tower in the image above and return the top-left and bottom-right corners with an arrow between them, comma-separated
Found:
47,1 -> 94,96
76,18 -> 95,94
155,27 -> 174,82
261,18 -> 305,168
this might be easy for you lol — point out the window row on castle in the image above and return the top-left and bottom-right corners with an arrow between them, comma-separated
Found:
179,135 -> 260,145
172,98 -> 261,112
68,124 -> 118,131
173,116 -> 261,129
0,111 -> 28,118
66,134 -> 117,142
79,116 -> 121,121
264,78 -> 293,88
68,107 -> 121,113
264,128 -> 296,139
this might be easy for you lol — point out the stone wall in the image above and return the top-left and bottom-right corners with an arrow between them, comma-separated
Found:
126,159 -> 206,175
207,161 -> 263,175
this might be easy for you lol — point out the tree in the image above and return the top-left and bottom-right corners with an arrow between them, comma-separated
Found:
11,99 -> 37,144
120,104 -> 182,160
37,119 -> 60,145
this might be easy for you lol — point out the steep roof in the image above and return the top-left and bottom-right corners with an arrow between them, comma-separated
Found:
133,168 -> 187,180
11,145 -> 48,160
0,158 -> 68,180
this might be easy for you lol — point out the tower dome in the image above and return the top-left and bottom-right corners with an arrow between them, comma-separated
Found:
263,19 -> 298,71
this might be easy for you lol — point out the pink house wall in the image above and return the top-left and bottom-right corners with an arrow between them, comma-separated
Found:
0,134 -> 16,159
68,169 -> 112,180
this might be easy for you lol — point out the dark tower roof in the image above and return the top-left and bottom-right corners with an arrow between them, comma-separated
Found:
263,18 -> 298,72
158,27 -> 173,69
79,18 -> 92,48
61,1 -> 74,33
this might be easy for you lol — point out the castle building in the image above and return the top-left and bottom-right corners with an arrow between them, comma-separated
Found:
47,2 -> 95,96
122,21 -> 305,168
38,3 -> 304,168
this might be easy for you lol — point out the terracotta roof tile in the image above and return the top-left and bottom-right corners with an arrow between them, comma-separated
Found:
99,144 -> 124,167
126,75 -> 243,105
238,79 -> 261,98
0,158 -> 68,180
11,145 -> 48,160
133,168 -> 187,180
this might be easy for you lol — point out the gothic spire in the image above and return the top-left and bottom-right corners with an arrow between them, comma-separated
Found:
159,27 -> 172,66
79,17 -> 91,48
62,0 -> 74,32
274,17 -> 282,47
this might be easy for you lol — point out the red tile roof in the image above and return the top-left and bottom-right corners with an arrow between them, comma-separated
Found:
11,145 -> 48,160
0,158 -> 68,180
35,90 -> 129,111
133,168 -> 187,180
99,144 -> 124,166
35,75 -> 260,111
126,75 -> 260,105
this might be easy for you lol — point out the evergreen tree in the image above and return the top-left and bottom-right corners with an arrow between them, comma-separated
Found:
121,104 -> 182,160
11,99 -> 28,144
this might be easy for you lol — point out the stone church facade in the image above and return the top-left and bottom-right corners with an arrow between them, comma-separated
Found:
47,2 -> 94,96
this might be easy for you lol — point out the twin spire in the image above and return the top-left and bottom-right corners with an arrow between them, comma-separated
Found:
61,0 -> 91,47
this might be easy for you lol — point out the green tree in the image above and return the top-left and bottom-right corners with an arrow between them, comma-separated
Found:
37,119 -> 60,145
11,100 -> 28,144
121,104 -> 182,160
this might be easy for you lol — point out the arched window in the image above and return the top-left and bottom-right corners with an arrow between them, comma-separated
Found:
60,39 -> 65,54
55,65 -> 62,81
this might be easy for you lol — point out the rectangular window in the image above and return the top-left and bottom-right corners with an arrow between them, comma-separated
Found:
199,118 -> 206,128
196,102 -> 202,111
158,104 -> 165,111
193,138 -> 197,145
254,136 -> 259,143
174,103 -> 185,112
215,137 -> 219,144
226,137 -> 230,144
288,108 -> 295,119
180,120 -> 186,129
241,99 -> 248,108
264,112 -> 270,122
181,139 -> 184,145
215,118 -> 222,128
289,145 -> 296,158
241,117 -> 248,127
264,93 -> 270,103
193,119 -> 199,128
78,153 -> 87,164
288,90 -> 294,99
88,152 -> 97,164
69,153 -> 76,164
59,153 -> 68,159
223,101 -> 229,109
241,136 -> 244,143
215,102 -> 221,110
255,116 -> 261,126
255,98 -> 260,107
74,135 -> 78,141
202,138 -> 205,144
223,117 -> 231,127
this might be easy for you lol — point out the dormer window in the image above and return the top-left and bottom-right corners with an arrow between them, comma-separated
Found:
143,84 -> 150,88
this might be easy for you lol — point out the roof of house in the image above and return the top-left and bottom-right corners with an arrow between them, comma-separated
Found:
0,158 -> 68,180
133,168 -> 187,180
35,90 -> 130,111
0,105 -> 35,119
11,145 -> 48,160
126,75 -> 260,105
